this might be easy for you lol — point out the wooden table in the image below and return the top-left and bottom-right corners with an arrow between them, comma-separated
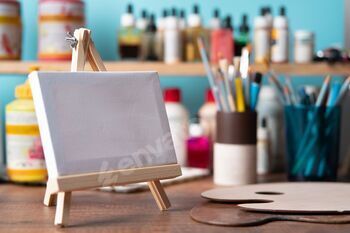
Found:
1,175 -> 350,233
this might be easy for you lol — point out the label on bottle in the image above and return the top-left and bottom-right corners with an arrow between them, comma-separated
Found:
271,29 -> 288,63
0,19 -> 21,59
6,111 -> 47,183
254,29 -> 270,63
38,20 -> 84,60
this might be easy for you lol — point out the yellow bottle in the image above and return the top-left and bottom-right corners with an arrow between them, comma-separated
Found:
6,73 -> 47,183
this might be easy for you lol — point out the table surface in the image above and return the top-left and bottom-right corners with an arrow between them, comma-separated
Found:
1,174 -> 350,233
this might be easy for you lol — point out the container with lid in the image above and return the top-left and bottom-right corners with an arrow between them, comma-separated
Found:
6,67 -> 47,183
164,88 -> 189,167
271,6 -> 289,63
294,30 -> 314,63
164,8 -> 181,64
0,0 -> 21,60
38,0 -> 85,61
254,8 -> 270,64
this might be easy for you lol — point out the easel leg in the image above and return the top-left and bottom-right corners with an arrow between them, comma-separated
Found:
44,188 -> 57,206
148,180 -> 171,210
54,192 -> 72,227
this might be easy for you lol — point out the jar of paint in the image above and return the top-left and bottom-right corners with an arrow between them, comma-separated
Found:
0,0 -> 21,60
38,0 -> 85,61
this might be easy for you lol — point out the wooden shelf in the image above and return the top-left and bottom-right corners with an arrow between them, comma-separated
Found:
0,61 -> 349,76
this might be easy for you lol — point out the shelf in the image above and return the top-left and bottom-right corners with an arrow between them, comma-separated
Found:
0,61 -> 349,76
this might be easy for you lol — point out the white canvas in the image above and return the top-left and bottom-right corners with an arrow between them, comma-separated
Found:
29,71 -> 177,178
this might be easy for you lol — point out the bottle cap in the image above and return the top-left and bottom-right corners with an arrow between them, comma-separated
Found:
180,10 -> 185,18
127,3 -> 133,14
239,14 -> 249,33
280,6 -> 286,16
171,8 -> 177,16
189,123 -> 204,137
146,14 -> 157,32
164,88 -> 181,102
141,9 -> 147,18
205,89 -> 215,103
222,15 -> 233,30
162,9 -> 168,18
261,118 -> 267,127
213,8 -> 219,18
253,72 -> 263,84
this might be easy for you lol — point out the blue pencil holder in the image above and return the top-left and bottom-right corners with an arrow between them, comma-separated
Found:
284,106 -> 341,181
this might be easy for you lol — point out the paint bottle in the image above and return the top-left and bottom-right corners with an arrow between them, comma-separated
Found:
0,0 -> 21,60
155,9 -> 167,61
141,14 -> 158,61
294,30 -> 314,64
271,6 -> 289,63
38,0 -> 85,61
264,7 -> 273,30
235,14 -> 250,56
254,8 -> 270,64
210,15 -> 234,64
257,118 -> 271,174
199,89 -> 217,142
164,88 -> 189,167
256,86 -> 285,172
209,9 -> 221,30
164,8 -> 181,64
118,4 -> 141,60
187,121 -> 211,169
179,10 -> 187,61
6,67 -> 47,183
136,10 -> 149,31
185,4 -> 206,62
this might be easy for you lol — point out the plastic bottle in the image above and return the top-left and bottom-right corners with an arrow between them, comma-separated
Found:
257,118 -> 271,174
118,4 -> 142,60
141,14 -> 159,61
256,86 -> 284,172
164,88 -> 189,167
155,9 -> 167,61
254,8 -> 270,64
0,0 -> 21,60
199,89 -> 217,142
264,7 -> 273,29
271,6 -> 289,63
38,0 -> 84,61
210,15 -> 234,64
164,8 -> 181,64
136,10 -> 148,31
179,10 -> 187,61
235,14 -> 250,56
187,122 -> 211,169
209,9 -> 221,30
294,30 -> 314,64
6,72 -> 47,183
185,4 -> 206,62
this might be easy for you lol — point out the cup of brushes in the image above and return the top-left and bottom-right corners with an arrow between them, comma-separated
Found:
269,74 -> 350,181
197,37 -> 262,185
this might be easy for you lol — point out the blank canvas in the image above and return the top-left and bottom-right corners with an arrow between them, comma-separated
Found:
29,71 -> 177,178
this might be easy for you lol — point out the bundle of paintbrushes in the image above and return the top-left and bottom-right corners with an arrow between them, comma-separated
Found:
197,37 -> 263,113
268,72 -> 350,181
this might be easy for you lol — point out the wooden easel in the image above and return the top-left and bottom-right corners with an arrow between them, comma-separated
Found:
43,28 -> 182,227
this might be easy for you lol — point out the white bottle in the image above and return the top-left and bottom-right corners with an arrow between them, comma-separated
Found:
294,30 -> 314,64
271,6 -> 288,63
164,8 -> 181,64
136,9 -> 149,31
254,9 -> 270,64
164,88 -> 189,167
199,89 -> 217,142
256,86 -> 284,172
257,118 -> 271,174
264,7 -> 273,29
187,5 -> 202,28
209,9 -> 221,30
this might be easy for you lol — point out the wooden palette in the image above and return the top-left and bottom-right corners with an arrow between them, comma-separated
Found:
190,202 -> 350,227
201,182 -> 350,213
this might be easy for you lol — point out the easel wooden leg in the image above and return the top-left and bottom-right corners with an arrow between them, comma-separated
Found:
54,192 -> 72,227
44,188 -> 57,206
148,180 -> 171,210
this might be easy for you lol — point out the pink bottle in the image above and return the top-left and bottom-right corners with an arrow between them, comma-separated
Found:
187,122 -> 211,169
210,15 -> 234,64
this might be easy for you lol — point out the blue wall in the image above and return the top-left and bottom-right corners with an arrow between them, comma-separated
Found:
1,0 -> 345,117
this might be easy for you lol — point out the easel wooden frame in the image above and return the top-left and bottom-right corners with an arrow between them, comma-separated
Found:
43,28 -> 182,227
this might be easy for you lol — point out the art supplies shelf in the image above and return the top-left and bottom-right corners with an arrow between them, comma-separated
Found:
0,61 -> 350,76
